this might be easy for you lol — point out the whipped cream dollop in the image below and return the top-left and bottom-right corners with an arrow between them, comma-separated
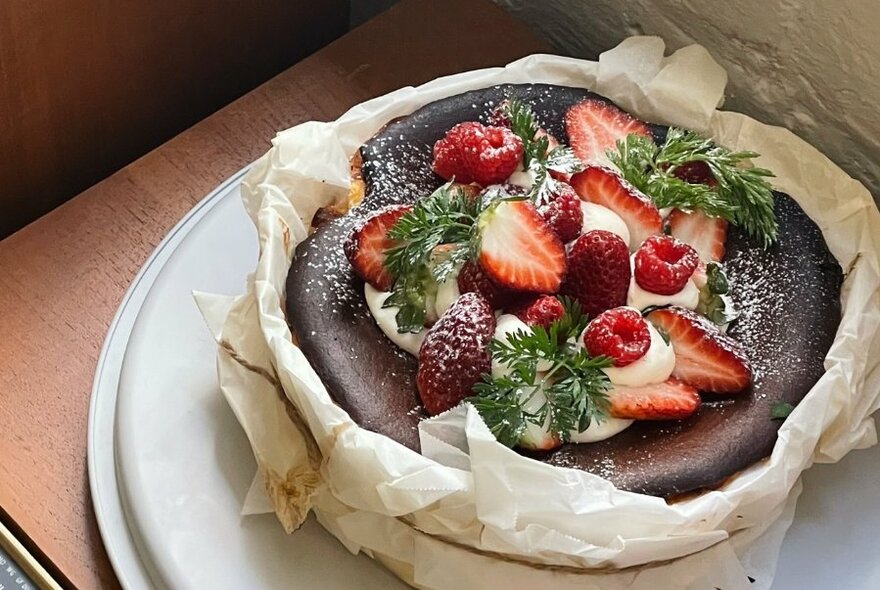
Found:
594,321 -> 676,387
580,202 -> 630,248
507,165 -> 538,189
626,255 -> 700,310
364,284 -> 426,356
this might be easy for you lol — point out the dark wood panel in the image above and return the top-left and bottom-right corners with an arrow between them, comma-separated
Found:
0,0 -> 350,239
0,1 -> 547,587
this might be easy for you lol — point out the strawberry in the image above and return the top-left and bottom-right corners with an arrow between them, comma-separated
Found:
565,98 -> 652,167
634,235 -> 700,295
538,183 -> 583,243
667,208 -> 728,263
561,230 -> 630,319
343,205 -> 412,291
569,166 -> 662,249
417,292 -> 496,415
477,200 -> 567,293
432,122 -> 524,187
509,295 -> 565,329
646,306 -> 752,393
608,378 -> 701,420
457,260 -> 511,308
583,307 -> 650,367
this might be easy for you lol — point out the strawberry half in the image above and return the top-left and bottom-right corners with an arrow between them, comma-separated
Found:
570,166 -> 662,249
343,205 -> 412,291
565,98 -> 652,167
477,200 -> 567,293
646,307 -> 752,393
417,292 -> 496,415
609,378 -> 701,420
667,209 -> 728,262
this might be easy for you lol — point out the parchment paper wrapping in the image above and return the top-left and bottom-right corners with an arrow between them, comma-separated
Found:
195,37 -> 880,589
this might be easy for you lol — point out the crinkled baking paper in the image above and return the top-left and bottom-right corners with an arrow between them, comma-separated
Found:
194,36 -> 880,590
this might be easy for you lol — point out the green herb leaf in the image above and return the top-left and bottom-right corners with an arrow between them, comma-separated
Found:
383,183 -> 483,332
696,262 -> 739,326
467,300 -> 613,446
503,98 -> 584,197
770,401 -> 795,420
608,129 -> 778,246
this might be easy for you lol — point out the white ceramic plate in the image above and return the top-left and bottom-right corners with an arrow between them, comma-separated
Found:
89,171 -> 880,589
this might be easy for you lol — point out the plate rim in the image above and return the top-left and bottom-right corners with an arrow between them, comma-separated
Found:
86,166 -> 250,589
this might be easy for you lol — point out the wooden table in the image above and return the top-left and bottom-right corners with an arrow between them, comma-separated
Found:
0,1 -> 549,588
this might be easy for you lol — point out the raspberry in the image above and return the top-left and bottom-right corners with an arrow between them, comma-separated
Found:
433,122 -> 523,186
432,122 -> 482,183
583,307 -> 651,367
539,183 -> 583,242
561,230 -> 631,319
509,295 -> 565,329
417,292 -> 496,415
457,260 -> 510,308
634,235 -> 699,295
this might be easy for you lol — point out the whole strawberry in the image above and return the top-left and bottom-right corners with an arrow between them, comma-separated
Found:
538,183 -> 583,243
417,292 -> 496,415
457,260 -> 510,308
433,122 -> 524,187
562,230 -> 631,319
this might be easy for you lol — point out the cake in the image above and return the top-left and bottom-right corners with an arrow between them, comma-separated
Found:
285,83 -> 842,498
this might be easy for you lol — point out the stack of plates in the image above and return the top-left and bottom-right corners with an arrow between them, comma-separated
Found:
87,170 -> 880,589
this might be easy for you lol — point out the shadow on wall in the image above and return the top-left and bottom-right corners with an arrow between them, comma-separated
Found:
0,1 -> 350,240
355,0 -> 880,202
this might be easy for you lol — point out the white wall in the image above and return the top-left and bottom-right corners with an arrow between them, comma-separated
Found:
497,0 -> 880,200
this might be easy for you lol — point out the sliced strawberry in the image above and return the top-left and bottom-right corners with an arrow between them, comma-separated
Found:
565,98 -> 652,167
609,378 -> 701,420
646,306 -> 752,393
343,205 -> 412,291
477,200 -> 567,293
667,209 -> 728,262
417,292 -> 496,415
570,166 -> 662,249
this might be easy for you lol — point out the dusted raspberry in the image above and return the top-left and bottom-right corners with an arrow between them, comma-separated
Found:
539,183 -> 583,243
583,307 -> 651,367
432,122 -> 483,183
487,100 -> 512,128
417,292 -> 496,415
561,230 -> 631,319
509,295 -> 565,329
433,122 -> 523,186
343,205 -> 412,291
457,260 -> 510,308
460,124 -> 524,186
635,235 -> 700,296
